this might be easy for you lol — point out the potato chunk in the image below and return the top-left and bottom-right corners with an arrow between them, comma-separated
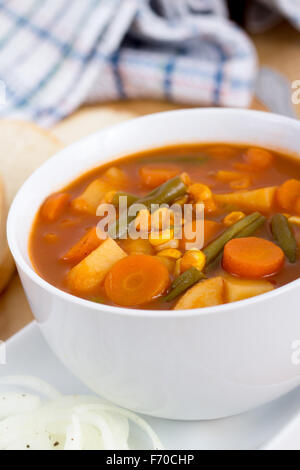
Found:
71,179 -> 111,215
224,275 -> 274,303
67,238 -> 127,294
214,186 -> 277,213
103,167 -> 127,187
174,277 -> 224,310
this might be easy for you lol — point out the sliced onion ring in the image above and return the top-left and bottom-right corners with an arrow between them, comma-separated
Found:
0,376 -> 164,450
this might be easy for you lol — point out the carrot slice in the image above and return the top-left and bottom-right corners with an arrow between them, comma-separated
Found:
62,227 -> 102,263
243,148 -> 274,170
180,219 -> 223,250
295,197 -> 300,215
41,193 -> 70,222
206,146 -> 238,159
277,179 -> 300,213
139,166 -> 180,189
223,237 -> 284,279
105,254 -> 170,306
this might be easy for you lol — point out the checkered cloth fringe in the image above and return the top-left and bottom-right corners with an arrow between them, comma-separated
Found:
0,0 -> 297,126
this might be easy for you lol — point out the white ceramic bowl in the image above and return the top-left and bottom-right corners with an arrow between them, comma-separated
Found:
7,109 -> 300,420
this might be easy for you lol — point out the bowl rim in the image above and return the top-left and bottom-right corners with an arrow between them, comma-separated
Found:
7,107 -> 300,319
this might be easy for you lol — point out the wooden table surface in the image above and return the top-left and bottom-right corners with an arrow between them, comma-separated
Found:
0,22 -> 299,340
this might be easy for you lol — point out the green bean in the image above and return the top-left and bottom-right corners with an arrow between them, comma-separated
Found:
205,217 -> 265,276
163,268 -> 205,303
90,296 -> 106,304
138,175 -> 187,207
112,191 -> 139,208
236,215 -> 266,238
203,212 -> 262,265
163,212 -> 265,303
205,216 -> 266,271
138,155 -> 209,165
164,212 -> 265,303
205,252 -> 223,274
271,214 -> 297,263
111,186 -> 166,210
108,175 -> 188,239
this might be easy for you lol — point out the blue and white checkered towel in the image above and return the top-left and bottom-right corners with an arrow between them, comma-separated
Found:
0,0 -> 298,127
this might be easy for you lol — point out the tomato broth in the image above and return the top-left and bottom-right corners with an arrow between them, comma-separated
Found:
29,144 -> 300,310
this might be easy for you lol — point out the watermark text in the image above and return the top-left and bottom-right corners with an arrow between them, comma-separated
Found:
96,200 -> 205,250
0,340 -> 6,365
292,80 -> 300,105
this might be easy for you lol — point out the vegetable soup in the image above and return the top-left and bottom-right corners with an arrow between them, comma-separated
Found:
29,144 -> 300,310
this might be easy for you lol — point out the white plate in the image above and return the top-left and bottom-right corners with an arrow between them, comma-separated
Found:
2,321 -> 300,450
263,411 -> 300,450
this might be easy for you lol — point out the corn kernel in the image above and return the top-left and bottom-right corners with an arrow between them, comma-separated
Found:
155,239 -> 179,251
157,249 -> 182,260
180,250 -> 206,273
174,258 -> 182,277
149,228 -> 174,246
181,172 -> 191,186
103,190 -> 117,204
122,238 -> 153,255
223,211 -> 245,227
288,216 -> 300,226
189,183 -> 212,202
151,207 -> 174,231
203,198 -> 218,215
